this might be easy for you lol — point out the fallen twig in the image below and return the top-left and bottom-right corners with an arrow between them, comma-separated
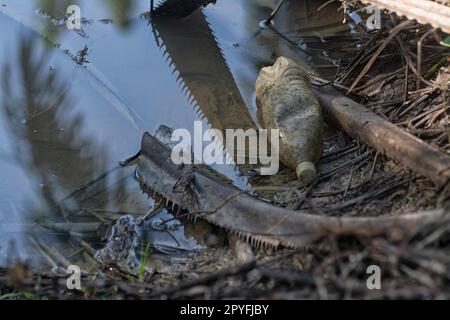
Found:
315,85 -> 450,188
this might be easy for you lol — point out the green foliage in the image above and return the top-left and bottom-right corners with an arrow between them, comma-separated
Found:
440,36 -> 450,48
138,241 -> 152,282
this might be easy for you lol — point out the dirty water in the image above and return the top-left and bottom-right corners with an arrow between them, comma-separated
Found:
0,0 -> 356,273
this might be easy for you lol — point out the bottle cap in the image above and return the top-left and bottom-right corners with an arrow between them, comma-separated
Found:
295,161 -> 316,185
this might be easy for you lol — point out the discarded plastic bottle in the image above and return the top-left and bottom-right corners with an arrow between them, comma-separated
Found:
256,56 -> 324,184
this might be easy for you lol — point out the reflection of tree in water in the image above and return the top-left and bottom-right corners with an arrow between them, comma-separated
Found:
38,0 -> 135,31
37,0 -> 71,44
26,0 -> 136,47
38,0 -> 135,23
101,0 -> 135,29
1,37 -> 109,225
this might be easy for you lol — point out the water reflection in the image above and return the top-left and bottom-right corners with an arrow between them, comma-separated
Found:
0,34 -> 199,271
37,0 -> 71,44
0,36 -> 110,266
38,0 -> 136,30
2,37 -> 108,210
0,0 -> 357,272
101,0 -> 135,29
1,0 -> 141,51
151,10 -> 256,134
148,0 -> 351,188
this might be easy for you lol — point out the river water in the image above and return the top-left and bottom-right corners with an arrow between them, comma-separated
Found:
0,0 -> 354,272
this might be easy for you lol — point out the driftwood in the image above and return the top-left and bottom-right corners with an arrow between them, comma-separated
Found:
314,86 -> 450,189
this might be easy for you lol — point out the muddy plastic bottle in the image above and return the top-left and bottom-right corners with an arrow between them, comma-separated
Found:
255,56 -> 323,184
